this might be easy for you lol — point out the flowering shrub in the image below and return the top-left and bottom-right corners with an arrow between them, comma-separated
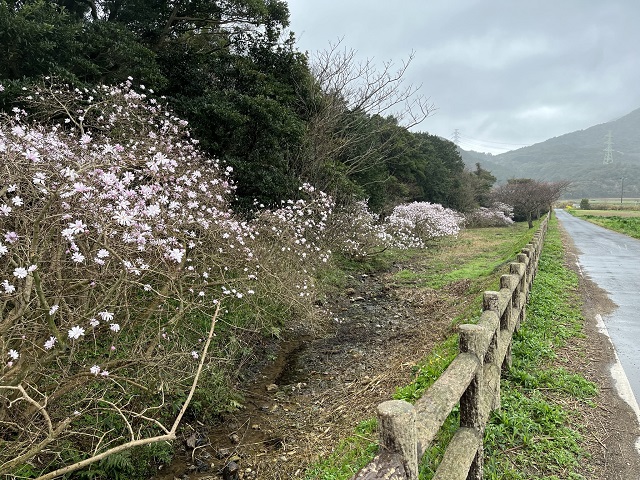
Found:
386,201 -> 464,244
0,79 -> 272,476
325,200 -> 428,259
465,202 -> 515,228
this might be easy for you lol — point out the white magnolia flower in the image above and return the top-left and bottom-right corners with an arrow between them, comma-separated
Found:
168,248 -> 184,263
8,349 -> 19,360
67,220 -> 87,234
90,365 -> 101,375
71,251 -> 85,263
109,323 -> 120,333
2,280 -> 15,294
13,267 -> 28,279
98,311 -> 114,321
68,325 -> 85,340
44,336 -> 57,350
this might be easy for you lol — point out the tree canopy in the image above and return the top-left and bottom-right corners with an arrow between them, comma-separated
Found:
0,0 -> 496,213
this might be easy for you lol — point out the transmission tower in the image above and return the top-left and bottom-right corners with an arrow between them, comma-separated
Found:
603,131 -> 614,165
452,129 -> 461,145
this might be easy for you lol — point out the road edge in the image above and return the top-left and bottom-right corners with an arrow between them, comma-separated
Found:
595,312 -> 640,454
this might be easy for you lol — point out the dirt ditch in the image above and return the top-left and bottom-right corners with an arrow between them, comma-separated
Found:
152,269 -> 463,480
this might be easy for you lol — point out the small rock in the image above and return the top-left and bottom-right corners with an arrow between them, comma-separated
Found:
229,433 -> 240,444
194,458 -> 210,472
251,424 -> 261,430
217,447 -> 231,459
266,383 -> 278,392
222,461 -> 239,480
186,433 -> 197,449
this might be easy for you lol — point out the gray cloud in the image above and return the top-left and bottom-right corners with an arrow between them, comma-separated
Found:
287,0 -> 640,153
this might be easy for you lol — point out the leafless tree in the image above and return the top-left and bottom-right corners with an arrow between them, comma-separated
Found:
294,39 -> 435,199
492,179 -> 570,228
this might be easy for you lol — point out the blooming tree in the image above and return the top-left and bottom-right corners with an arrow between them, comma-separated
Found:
465,203 -> 515,228
386,201 -> 464,244
0,78 -> 467,478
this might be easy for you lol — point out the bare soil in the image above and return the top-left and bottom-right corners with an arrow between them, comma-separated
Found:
152,228 -> 640,480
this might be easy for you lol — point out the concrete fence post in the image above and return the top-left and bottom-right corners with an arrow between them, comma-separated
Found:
459,324 -> 486,480
377,400 -> 418,480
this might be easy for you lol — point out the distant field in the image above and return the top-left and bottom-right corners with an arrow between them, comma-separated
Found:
567,209 -> 640,239
571,209 -> 640,218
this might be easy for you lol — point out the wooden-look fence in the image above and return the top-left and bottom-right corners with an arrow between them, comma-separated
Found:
353,216 -> 549,480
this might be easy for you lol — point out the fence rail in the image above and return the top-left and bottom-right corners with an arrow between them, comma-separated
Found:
352,216 -> 549,480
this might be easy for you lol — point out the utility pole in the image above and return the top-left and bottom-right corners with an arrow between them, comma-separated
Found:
603,131 -> 614,165
621,177 -> 626,205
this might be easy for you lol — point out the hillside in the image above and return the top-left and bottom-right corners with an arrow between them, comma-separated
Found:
460,107 -> 640,199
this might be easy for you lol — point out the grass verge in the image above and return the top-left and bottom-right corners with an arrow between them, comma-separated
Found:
482,215 -> 596,479
306,215 -> 597,479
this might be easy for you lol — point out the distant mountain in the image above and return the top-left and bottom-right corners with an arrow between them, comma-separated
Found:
459,108 -> 640,199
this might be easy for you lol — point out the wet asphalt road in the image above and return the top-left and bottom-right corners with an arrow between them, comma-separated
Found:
555,209 -> 640,400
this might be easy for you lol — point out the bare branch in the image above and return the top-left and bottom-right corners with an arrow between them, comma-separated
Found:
31,304 -> 220,480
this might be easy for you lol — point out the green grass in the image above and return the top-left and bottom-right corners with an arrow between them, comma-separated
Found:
305,419 -> 379,480
569,211 -> 640,240
392,221 -> 540,290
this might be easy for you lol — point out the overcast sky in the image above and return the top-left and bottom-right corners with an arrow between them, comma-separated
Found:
286,0 -> 640,154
